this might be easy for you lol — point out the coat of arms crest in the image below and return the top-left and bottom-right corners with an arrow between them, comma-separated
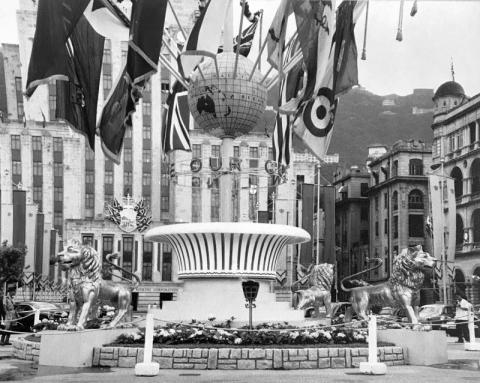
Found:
104,195 -> 152,233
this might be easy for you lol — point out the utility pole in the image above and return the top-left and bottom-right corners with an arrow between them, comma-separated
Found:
316,163 -> 321,265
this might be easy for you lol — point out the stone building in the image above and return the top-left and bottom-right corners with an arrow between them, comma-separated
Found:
368,140 -> 433,284
431,80 -> 480,303
0,0 -> 322,309
333,165 -> 370,299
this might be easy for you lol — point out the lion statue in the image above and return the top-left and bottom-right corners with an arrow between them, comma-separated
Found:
341,245 -> 437,324
53,239 -> 139,330
293,263 -> 334,318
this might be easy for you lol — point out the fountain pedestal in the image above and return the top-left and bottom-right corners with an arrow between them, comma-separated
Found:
145,222 -> 310,323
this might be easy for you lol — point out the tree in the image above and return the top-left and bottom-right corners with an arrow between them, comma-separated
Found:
0,241 -> 26,286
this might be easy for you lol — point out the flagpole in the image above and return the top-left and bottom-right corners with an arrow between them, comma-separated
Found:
158,54 -> 188,88
167,0 -> 188,41
234,0 -> 247,79
258,10 -> 263,72
248,34 -> 269,80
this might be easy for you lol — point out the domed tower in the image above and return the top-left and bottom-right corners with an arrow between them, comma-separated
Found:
432,80 -> 467,115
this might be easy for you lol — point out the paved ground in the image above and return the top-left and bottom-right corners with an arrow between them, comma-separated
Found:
0,336 -> 478,382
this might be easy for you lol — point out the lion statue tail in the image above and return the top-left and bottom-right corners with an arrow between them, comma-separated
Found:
340,258 -> 383,292
104,253 -> 141,289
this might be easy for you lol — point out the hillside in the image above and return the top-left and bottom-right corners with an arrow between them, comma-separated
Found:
263,86 -> 435,171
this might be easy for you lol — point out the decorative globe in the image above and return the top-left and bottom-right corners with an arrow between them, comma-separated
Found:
188,52 -> 267,138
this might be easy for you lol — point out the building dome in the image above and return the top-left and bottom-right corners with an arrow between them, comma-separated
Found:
188,52 -> 267,138
433,81 -> 465,100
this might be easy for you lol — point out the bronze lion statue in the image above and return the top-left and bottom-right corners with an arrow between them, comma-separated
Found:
293,263 -> 334,318
341,245 -> 437,324
53,240 -> 139,330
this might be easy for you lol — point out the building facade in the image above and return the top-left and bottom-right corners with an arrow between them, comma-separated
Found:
0,0 -> 323,309
431,80 -> 480,304
368,140 -> 433,286
333,166 -> 370,299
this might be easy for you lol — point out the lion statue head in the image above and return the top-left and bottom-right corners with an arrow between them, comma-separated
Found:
57,239 -> 101,281
308,263 -> 334,291
391,245 -> 437,289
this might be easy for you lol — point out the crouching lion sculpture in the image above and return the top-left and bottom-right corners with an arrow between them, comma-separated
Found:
53,240 -> 139,330
293,263 -> 334,318
341,245 -> 437,324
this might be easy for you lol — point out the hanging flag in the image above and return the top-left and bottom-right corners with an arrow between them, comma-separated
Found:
162,81 -> 192,154
293,0 -> 366,161
266,0 -> 292,70
178,0 -> 229,78
218,12 -> 261,57
333,0 -> 367,95
99,0 -> 168,162
25,0 -> 129,149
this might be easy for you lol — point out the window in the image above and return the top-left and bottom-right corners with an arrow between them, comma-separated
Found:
470,122 -> 477,144
409,159 -> 423,175
142,173 -> 151,186
233,146 -> 240,158
12,161 -> 22,176
122,237 -> 133,277
249,147 -> 259,168
360,206 -> 368,221
102,236 -> 114,280
32,136 -> 42,151
85,146 -> 95,161
85,193 -> 94,209
409,215 -> 424,237
384,218 -> 388,235
248,175 -> 258,221
211,178 -> 220,221
457,133 -> 463,149
392,191 -> 398,210
449,135 -> 455,152
85,170 -> 95,184
82,234 -> 93,246
211,145 -> 220,158
103,74 -> 112,99
192,144 -> 202,159
143,241 -> 153,281
104,170 -> 113,185
375,221 -> 379,236
142,149 -> 151,163
54,163 -> 63,177
360,183 -> 369,197
408,189 -> 424,209
11,135 -> 21,150
33,186 -> 42,210
374,196 -> 378,211
384,193 -> 388,209
162,247 -> 172,281
393,216 -> 399,238
143,126 -> 151,140
392,160 -> 398,176
53,137 -> 63,152
268,147 -> 273,160
15,77 -> 24,119
33,162 -> 43,176
120,41 -> 128,64
161,196 -> 169,212
48,81 -> 57,120
124,148 -> 132,162
54,212 -> 63,233
124,171 -> 133,185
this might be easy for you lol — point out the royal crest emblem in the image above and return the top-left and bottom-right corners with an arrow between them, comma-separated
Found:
104,195 -> 152,233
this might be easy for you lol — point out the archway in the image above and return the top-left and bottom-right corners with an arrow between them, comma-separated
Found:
454,268 -> 466,296
472,209 -> 480,244
450,166 -> 463,198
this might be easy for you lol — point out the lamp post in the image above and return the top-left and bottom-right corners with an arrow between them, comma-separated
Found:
242,280 -> 259,329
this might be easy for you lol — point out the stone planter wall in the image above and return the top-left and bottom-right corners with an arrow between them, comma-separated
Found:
92,346 -> 406,370
13,338 -> 40,363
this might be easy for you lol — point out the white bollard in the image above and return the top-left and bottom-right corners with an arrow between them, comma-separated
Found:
33,309 -> 41,325
134,310 -> 159,376
359,315 -> 387,375
464,306 -> 480,351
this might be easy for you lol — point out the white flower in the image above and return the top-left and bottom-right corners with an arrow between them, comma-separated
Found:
289,331 -> 299,339
234,338 -> 242,344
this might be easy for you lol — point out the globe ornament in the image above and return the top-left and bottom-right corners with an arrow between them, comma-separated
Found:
188,52 -> 267,138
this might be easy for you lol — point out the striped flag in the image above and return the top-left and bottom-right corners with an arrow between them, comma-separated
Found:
218,13 -> 261,57
162,82 -> 192,154
266,0 -> 292,70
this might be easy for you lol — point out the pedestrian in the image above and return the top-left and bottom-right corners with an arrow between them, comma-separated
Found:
455,293 -> 473,343
0,288 -> 16,345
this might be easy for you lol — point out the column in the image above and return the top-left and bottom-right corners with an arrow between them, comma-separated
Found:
136,235 -> 143,280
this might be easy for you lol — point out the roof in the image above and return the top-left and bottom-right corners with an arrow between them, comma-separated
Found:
433,81 -> 465,100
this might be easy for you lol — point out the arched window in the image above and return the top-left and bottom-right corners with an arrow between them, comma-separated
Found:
408,189 -> 424,209
454,269 -> 466,296
450,167 -> 463,198
456,214 -> 464,246
409,159 -> 423,175
392,191 -> 398,211
471,158 -> 480,194
472,209 -> 480,244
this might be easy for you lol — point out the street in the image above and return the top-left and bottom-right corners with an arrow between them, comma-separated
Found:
0,336 -> 479,382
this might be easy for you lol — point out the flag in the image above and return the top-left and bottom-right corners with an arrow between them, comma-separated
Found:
162,81 -> 192,154
178,0 -> 229,78
218,13 -> 261,57
333,0 -> 367,95
293,0 -> 366,160
266,0 -> 292,70
99,0 -> 168,162
25,0 -> 129,149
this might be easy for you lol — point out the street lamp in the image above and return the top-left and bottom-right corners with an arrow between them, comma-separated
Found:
242,280 -> 259,330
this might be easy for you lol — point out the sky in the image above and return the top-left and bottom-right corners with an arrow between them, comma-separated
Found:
1,0 -> 480,96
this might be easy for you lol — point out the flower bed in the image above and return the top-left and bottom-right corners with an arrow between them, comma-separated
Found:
114,322 -> 368,347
